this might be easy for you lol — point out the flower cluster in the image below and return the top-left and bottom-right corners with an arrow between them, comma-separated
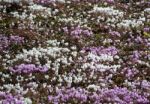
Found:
0,92 -> 32,104
48,87 -> 149,103
9,64 -> 48,74
0,35 -> 24,52
0,0 -> 150,103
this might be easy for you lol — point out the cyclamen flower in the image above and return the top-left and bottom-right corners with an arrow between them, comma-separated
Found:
35,0 -> 55,4
0,36 -> 9,51
9,36 -> 24,44
109,31 -> 121,37
9,64 -> 48,74
99,87 -> 149,103
35,0 -> 65,4
48,87 -> 88,103
0,92 -> 32,104
82,46 -> 118,56
64,26 -> 93,38
141,80 -> 150,90
0,35 -> 24,52
107,0 -> 114,3
144,27 -> 150,32
71,26 -> 82,38
48,87 -> 149,103
62,27 -> 69,34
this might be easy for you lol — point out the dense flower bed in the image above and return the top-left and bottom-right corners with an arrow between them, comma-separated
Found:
0,0 -> 150,103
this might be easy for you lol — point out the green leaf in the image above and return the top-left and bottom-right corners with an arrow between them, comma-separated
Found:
143,32 -> 150,38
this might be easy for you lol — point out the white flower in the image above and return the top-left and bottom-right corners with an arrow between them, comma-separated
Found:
87,84 -> 100,91
117,19 -> 144,29
23,98 -> 32,104
144,8 -> 150,13
57,0 -> 65,3
71,51 -> 77,57
28,4 -> 47,11
87,53 -> 114,62
45,75 -> 50,79
73,75 -> 83,83
91,6 -> 124,17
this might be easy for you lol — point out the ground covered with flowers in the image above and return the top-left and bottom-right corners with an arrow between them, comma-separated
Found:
0,0 -> 150,103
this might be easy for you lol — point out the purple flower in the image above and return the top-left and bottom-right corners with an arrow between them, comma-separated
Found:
64,26 -> 93,38
82,29 -> 93,36
82,46 -> 118,56
0,35 -> 24,52
48,87 -> 149,103
107,0 -> 114,3
109,31 -> 121,37
9,64 -> 48,74
144,27 -> 150,32
9,36 -> 24,44
0,92 -> 25,104
63,27 -> 69,34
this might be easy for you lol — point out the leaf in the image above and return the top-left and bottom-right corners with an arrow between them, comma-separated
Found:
95,34 -> 102,40
143,32 -> 150,38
